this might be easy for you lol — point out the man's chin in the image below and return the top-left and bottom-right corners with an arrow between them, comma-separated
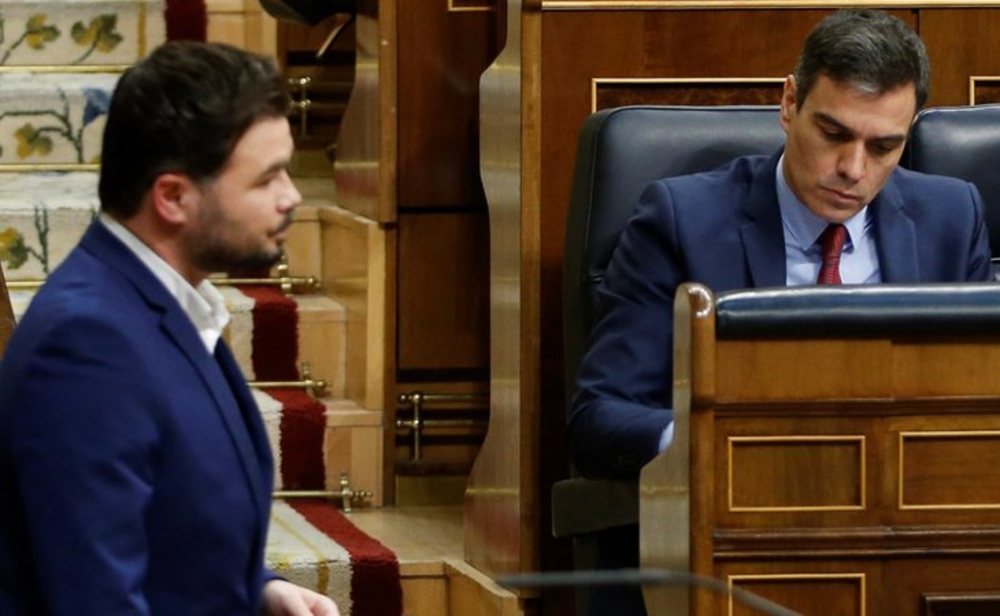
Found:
197,248 -> 284,276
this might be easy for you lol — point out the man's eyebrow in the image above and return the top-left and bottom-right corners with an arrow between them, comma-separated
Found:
814,111 -> 852,134
814,110 -> 907,143
256,159 -> 290,179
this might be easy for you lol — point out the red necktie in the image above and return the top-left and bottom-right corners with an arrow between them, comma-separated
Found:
817,224 -> 847,285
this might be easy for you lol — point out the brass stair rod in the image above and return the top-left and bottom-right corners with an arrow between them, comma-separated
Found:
250,363 -> 327,397
396,391 -> 489,462
7,274 -> 319,292
398,392 -> 489,406
274,472 -> 373,513
287,76 -> 312,138
396,418 -> 487,429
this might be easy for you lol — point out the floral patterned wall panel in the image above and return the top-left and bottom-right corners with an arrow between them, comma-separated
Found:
0,172 -> 97,278
0,72 -> 115,165
0,0 -> 165,66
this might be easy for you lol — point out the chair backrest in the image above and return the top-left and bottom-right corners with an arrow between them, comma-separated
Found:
907,104 -> 1000,260
562,105 -> 785,402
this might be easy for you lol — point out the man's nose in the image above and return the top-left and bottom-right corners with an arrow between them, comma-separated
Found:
837,142 -> 866,182
277,170 -> 301,212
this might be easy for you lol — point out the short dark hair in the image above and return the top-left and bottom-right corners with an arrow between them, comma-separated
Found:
99,41 -> 290,218
794,10 -> 930,110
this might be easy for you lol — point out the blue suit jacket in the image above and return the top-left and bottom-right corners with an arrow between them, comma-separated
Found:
569,152 -> 994,477
0,223 -> 277,614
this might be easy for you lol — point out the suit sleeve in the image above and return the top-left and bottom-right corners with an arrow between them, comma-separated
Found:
567,181 -> 682,477
964,182 -> 993,281
9,316 -> 158,615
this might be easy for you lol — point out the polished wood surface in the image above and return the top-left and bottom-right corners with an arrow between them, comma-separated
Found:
641,284 -> 1000,614
346,505 -> 523,616
397,2 -> 500,208
319,206 -> 391,413
334,0 -> 396,222
465,0 -> 541,583
397,211 -> 490,373
920,9 -> 1000,106
205,0 -> 278,57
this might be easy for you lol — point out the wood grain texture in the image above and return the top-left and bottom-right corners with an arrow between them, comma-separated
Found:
641,284 -> 1000,614
397,3 -> 501,208
920,9 -> 1000,106
333,0 -> 396,222
465,0 -> 540,585
397,211 -> 490,372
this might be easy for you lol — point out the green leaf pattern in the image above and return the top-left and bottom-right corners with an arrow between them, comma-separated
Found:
0,11 -> 123,65
0,227 -> 29,270
15,124 -> 53,159
24,14 -> 59,50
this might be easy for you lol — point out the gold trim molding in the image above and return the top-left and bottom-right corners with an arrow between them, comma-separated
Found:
546,1 -> 1000,9
898,430 -> 1000,510
591,77 -> 784,113
727,573 -> 866,616
728,435 -> 866,513
448,0 -> 495,11
0,163 -> 100,173
0,65 -> 129,74
970,76 -> 1000,106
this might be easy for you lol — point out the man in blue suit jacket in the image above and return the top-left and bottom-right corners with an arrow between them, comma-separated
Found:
568,10 -> 992,615
0,42 -> 338,615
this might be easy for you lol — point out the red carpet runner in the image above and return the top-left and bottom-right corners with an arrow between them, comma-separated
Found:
290,500 -> 403,616
166,0 -> 207,42
242,285 -> 326,490
241,285 -> 402,616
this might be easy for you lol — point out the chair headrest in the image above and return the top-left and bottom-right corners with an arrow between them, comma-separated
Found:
908,104 -> 1000,258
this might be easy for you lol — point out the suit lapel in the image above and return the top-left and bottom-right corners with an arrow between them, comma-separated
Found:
80,222 -> 269,524
159,310 -> 269,523
872,177 -> 920,283
740,153 -> 787,288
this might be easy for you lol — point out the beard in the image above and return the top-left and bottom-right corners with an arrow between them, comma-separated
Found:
183,196 -> 293,274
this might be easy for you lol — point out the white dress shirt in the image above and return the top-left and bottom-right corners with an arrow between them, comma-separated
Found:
99,214 -> 230,354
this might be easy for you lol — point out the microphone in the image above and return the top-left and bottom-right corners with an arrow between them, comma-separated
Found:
498,568 -> 799,616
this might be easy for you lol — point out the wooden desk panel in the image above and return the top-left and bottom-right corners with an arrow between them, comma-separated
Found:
642,285 -> 1000,614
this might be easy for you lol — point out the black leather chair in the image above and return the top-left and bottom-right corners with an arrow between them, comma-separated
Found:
907,103 -> 1000,265
555,105 -> 785,614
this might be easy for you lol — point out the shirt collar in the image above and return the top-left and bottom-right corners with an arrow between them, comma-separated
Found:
99,214 -> 230,354
776,153 -> 872,252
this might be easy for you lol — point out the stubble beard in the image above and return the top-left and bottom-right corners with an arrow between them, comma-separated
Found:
185,202 -> 291,274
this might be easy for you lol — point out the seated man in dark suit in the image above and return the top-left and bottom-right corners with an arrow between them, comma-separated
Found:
568,9 -> 992,615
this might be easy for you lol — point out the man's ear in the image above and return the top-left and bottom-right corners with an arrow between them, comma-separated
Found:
149,173 -> 198,226
779,75 -> 797,130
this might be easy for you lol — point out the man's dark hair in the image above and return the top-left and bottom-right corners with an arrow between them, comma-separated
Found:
794,10 -> 930,110
99,41 -> 290,218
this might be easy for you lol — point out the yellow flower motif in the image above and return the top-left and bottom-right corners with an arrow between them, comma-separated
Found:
25,14 -> 60,50
0,227 -> 28,270
71,15 -> 123,57
15,124 -> 53,159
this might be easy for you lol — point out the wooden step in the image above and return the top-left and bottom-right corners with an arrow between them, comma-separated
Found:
222,288 -> 346,397
346,506 -> 523,616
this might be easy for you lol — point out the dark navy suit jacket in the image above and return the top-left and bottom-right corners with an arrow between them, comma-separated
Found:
569,152 -> 994,477
0,223 -> 277,614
